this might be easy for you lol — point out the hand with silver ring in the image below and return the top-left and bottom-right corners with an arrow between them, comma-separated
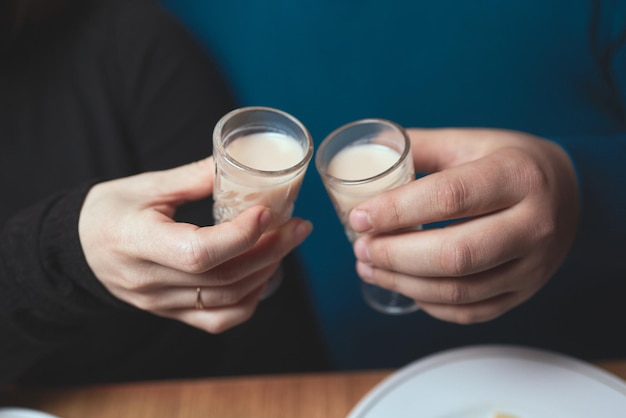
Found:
78,157 -> 312,334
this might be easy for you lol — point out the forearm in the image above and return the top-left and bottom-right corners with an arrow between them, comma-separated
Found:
0,182 -> 125,385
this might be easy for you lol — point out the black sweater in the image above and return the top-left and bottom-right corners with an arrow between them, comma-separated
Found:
0,0 -> 329,387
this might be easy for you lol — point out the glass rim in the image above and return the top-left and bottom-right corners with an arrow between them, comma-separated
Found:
213,106 -> 314,177
315,118 -> 411,185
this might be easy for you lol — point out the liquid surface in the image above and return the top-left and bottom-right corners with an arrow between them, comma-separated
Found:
214,131 -> 308,227
226,132 -> 304,171
327,143 -> 400,180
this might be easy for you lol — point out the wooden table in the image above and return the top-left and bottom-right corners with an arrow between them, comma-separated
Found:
2,361 -> 626,418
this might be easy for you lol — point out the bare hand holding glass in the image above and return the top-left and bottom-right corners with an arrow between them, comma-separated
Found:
78,158 -> 311,334
346,128 -> 579,324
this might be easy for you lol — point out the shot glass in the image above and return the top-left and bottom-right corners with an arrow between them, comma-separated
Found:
212,106 -> 313,298
316,119 -> 420,315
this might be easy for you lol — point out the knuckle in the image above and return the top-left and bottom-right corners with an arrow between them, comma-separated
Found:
524,159 -> 547,189
366,196 -> 403,230
177,223 -> 258,275
386,199 -> 403,228
177,239 -> 211,274
438,281 -> 470,304
439,239 -> 474,276
433,177 -> 467,218
509,149 -> 548,193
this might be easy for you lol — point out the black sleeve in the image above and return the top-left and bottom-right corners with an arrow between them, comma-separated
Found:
111,0 -> 236,174
0,0 -> 235,386
108,0 -> 236,226
0,182 -> 126,384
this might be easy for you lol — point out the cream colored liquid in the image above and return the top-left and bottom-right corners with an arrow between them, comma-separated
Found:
325,143 -> 414,241
327,143 -> 400,180
213,132 -> 307,227
226,132 -> 304,171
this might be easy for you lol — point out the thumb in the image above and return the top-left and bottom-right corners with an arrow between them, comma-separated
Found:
407,128 -> 490,173
133,157 -> 216,206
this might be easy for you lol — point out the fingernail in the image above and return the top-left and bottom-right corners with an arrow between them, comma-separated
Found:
353,239 -> 371,262
258,209 -> 272,230
350,209 -> 372,232
294,220 -> 313,244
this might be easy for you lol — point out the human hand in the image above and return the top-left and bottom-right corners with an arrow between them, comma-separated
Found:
348,128 -> 579,324
78,157 -> 312,333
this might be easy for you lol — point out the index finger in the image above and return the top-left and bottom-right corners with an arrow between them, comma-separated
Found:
134,205 -> 273,273
349,148 -> 529,233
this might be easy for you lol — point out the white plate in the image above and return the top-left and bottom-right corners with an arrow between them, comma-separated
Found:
348,345 -> 626,418
0,408 -> 59,418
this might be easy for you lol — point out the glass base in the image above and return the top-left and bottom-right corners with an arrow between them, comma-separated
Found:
260,263 -> 283,300
361,282 -> 419,315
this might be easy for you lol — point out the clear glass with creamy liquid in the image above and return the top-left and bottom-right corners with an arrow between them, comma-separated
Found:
316,119 -> 420,315
213,107 -> 313,298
